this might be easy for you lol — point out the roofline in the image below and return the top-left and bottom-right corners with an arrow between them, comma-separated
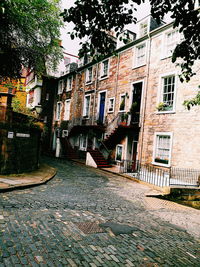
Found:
57,21 -> 175,80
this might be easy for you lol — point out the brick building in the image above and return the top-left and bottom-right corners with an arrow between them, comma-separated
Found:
50,15 -> 200,171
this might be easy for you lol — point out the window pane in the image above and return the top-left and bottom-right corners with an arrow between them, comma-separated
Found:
155,135 -> 170,164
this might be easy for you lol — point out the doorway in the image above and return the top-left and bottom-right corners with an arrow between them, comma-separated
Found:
98,91 -> 106,124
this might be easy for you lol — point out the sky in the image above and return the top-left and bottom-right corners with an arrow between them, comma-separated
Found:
60,0 -> 155,56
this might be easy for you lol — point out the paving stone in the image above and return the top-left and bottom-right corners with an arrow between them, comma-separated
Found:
0,158 -> 199,267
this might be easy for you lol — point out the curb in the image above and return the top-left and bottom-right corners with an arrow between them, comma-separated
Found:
0,164 -> 57,193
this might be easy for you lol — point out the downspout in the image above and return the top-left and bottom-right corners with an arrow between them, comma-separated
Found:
139,33 -> 152,165
114,53 -> 120,115
92,62 -> 99,124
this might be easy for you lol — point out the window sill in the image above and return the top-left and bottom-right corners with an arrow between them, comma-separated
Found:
160,55 -> 172,60
132,63 -> 146,69
108,110 -> 114,114
99,75 -> 109,81
66,89 -> 72,92
152,161 -> 170,168
85,81 -> 92,85
118,110 -> 126,113
156,110 -> 175,114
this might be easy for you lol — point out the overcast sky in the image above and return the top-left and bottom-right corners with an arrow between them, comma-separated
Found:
60,0 -> 152,56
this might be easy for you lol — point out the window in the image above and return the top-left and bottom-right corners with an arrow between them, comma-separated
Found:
119,94 -> 126,112
108,97 -> 115,113
67,76 -> 72,91
153,133 -> 172,166
79,135 -> 87,151
158,74 -> 176,112
134,42 -> 146,67
46,93 -> 49,101
64,100 -> 70,121
100,59 -> 109,78
83,95 -> 91,118
86,67 -> 93,83
115,145 -> 123,161
139,20 -> 148,37
58,80 -> 64,94
56,102 -> 62,121
163,29 -> 179,58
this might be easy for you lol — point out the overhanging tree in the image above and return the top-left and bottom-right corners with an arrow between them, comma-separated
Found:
0,0 -> 63,79
62,0 -> 200,82
62,0 -> 200,106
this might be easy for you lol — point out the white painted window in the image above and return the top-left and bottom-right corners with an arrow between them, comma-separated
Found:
153,133 -> 172,166
58,80 -> 64,94
108,97 -> 115,113
67,76 -> 72,91
139,20 -> 148,37
79,134 -> 87,151
56,102 -> 62,121
64,99 -> 70,121
100,59 -> 109,78
162,29 -> 180,58
115,145 -> 123,161
119,94 -> 126,112
83,94 -> 91,118
158,74 -> 176,112
86,67 -> 93,83
134,42 -> 146,68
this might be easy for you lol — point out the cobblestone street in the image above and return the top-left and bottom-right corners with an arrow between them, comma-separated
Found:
0,158 -> 199,266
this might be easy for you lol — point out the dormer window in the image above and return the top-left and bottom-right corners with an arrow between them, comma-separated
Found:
139,20 -> 148,37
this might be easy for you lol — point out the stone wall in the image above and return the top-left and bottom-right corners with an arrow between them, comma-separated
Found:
0,126 -> 41,174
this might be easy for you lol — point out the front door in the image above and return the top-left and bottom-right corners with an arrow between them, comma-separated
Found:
131,82 -> 142,123
98,92 -> 106,124
131,141 -> 138,171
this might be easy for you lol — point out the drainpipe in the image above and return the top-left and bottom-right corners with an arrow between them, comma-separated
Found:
114,53 -> 120,116
92,62 -> 99,124
138,33 -> 152,165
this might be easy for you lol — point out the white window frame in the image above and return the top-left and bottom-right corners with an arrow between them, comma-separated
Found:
85,67 -> 93,84
66,76 -> 73,91
83,94 -> 91,118
119,94 -> 126,112
64,99 -> 71,121
157,72 -> 177,114
108,97 -> 115,113
79,134 -> 88,151
133,41 -> 147,68
115,144 -> 123,162
58,80 -> 64,95
161,28 -> 180,59
152,132 -> 173,167
56,101 -> 62,121
100,59 -> 109,79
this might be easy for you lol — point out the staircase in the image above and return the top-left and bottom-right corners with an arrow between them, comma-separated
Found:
87,148 -> 111,168
103,125 -> 129,149
60,138 -> 78,159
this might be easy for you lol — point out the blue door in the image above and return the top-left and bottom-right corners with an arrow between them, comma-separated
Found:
98,92 -> 106,124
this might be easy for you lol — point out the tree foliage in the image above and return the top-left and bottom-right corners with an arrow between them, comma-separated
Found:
62,0 -> 200,82
150,0 -> 200,82
0,0 -> 63,79
62,0 -> 144,59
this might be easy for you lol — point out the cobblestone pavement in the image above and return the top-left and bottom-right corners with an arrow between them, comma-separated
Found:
0,158 -> 199,266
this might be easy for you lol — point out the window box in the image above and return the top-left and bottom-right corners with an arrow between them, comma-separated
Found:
155,158 -> 169,165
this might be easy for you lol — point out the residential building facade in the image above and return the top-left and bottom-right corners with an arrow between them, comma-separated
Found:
49,15 -> 200,171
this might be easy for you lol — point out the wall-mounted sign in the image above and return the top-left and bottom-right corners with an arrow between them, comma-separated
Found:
16,133 -> 30,138
8,132 -> 14,139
